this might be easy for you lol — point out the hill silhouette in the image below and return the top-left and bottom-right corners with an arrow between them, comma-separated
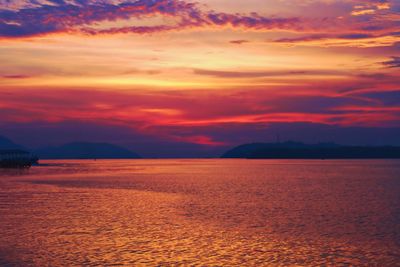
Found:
222,141 -> 400,159
0,135 -> 25,150
35,142 -> 141,159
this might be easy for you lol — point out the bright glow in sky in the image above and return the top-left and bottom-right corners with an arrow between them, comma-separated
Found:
0,0 -> 399,156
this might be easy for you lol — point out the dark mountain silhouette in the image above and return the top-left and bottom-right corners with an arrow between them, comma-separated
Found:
222,141 -> 339,158
0,135 -> 25,150
35,142 -> 141,159
221,141 -> 400,159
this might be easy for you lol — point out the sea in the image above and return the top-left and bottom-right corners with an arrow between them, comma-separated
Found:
0,159 -> 399,266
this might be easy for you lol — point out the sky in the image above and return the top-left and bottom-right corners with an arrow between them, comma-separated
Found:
0,0 -> 399,157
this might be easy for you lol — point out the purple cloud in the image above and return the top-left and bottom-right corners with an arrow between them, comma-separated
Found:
382,57 -> 400,68
1,0 -> 399,38
0,0 -> 198,37
0,0 -> 321,38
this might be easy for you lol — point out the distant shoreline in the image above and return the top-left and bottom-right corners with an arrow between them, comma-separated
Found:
33,157 -> 400,161
222,142 -> 400,159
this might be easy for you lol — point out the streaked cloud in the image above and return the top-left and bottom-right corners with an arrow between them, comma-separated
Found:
1,0 -> 399,156
382,56 -> 400,68
1,74 -> 32,79
1,0 -> 306,38
229,39 -> 249,45
1,0 -> 399,41
192,69 -> 347,78
271,32 -> 399,47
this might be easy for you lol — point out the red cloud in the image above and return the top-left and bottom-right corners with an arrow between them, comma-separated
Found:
1,73 -> 399,146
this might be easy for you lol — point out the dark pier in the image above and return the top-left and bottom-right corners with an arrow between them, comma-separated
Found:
0,150 -> 38,168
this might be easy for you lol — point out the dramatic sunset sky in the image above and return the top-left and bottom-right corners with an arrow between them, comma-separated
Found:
1,0 -> 399,157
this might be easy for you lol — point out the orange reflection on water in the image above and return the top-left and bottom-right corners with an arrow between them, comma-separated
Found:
0,159 -> 399,266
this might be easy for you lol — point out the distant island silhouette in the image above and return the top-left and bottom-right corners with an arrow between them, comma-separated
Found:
0,135 -> 25,150
222,141 -> 400,159
1,134 -> 141,159
2,133 -> 400,160
35,142 -> 141,159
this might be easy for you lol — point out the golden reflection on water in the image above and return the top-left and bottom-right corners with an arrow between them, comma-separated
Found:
0,159 -> 399,266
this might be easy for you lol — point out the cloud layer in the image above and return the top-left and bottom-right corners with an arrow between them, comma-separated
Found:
1,0 -> 399,41
1,71 -> 399,146
1,0 -> 399,157
1,84 -> 399,157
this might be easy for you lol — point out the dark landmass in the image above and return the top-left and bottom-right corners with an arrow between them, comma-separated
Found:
0,135 -> 25,150
0,149 -> 38,168
35,142 -> 141,159
222,141 -> 400,159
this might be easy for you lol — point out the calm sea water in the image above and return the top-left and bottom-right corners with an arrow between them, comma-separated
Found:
0,159 -> 399,266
